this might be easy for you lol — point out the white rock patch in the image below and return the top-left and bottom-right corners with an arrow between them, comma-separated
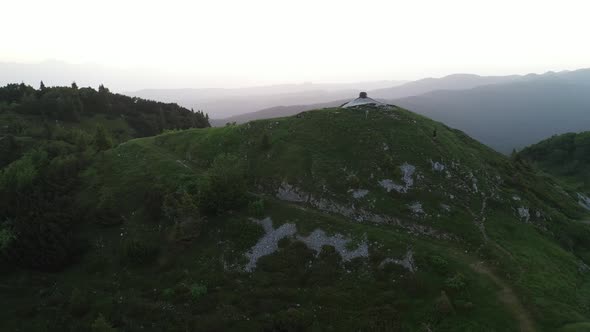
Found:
379,250 -> 417,273
276,182 -> 308,203
431,160 -> 446,172
578,193 -> 590,211
350,189 -> 369,199
440,203 -> 451,212
409,202 -> 425,215
297,230 -> 369,262
273,183 -> 453,239
378,179 -> 401,193
517,207 -> 531,223
244,218 -> 297,272
379,163 -> 416,193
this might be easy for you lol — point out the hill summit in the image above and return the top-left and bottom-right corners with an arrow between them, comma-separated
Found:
2,104 -> 590,331
341,91 -> 384,108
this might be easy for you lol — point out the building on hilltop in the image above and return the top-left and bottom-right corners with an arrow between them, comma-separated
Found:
341,92 -> 384,108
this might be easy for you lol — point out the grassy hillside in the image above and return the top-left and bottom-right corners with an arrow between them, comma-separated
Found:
519,131 -> 590,191
2,105 -> 590,331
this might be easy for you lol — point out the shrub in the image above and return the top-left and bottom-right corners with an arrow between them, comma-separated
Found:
248,199 -> 265,217
10,218 -> 77,271
162,188 -> 203,243
121,236 -> 159,265
0,222 -> 15,263
190,283 -> 208,301
161,288 -> 175,299
69,288 -> 90,317
162,190 -> 200,223
445,272 -> 467,291
91,314 -> 117,332
96,190 -> 123,226
167,218 -> 202,244
93,125 -> 112,151
429,255 -> 449,274
0,221 -> 15,253
260,133 -> 271,150
198,153 -> 247,214
435,290 -> 454,315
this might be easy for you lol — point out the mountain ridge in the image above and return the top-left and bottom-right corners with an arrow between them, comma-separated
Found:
213,68 -> 590,153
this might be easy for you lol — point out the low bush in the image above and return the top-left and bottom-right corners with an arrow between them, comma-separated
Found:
198,153 -> 247,215
69,288 -> 90,317
120,236 -> 159,265
190,283 -> 208,301
248,199 -> 265,217
445,272 -> 467,292
429,255 -> 449,274
91,314 -> 118,332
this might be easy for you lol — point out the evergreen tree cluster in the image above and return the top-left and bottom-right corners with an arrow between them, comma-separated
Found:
0,82 -> 211,271
519,131 -> 590,188
0,82 -> 210,137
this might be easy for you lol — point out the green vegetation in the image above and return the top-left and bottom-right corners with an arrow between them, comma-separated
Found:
0,83 -> 209,271
1,104 -> 590,331
519,131 -> 590,192
0,83 -> 209,167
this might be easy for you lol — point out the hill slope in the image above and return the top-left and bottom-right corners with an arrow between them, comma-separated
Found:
519,131 -> 590,195
2,105 -> 590,331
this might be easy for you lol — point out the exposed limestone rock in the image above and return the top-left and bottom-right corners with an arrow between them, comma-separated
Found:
409,202 -> 425,215
379,162 -> 416,193
578,193 -> 590,210
431,160 -> 446,172
379,250 -> 417,273
276,182 -> 308,202
350,189 -> 369,199
244,218 -> 297,272
275,182 -> 454,239
297,230 -> 369,262
517,207 -> 531,223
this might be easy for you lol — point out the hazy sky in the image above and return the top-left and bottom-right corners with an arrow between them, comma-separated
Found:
3,0 -> 590,88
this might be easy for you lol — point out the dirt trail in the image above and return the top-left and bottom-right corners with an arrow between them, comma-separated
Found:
470,261 -> 536,332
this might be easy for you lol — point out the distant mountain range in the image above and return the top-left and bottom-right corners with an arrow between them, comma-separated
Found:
369,73 -> 524,99
214,69 -> 590,153
134,73 -> 532,119
125,80 -> 407,118
396,71 -> 590,153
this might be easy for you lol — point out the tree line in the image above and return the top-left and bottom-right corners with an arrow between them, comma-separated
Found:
0,82 -> 210,137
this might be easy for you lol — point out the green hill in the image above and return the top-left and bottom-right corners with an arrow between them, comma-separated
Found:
519,131 -> 590,192
2,104 -> 590,331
